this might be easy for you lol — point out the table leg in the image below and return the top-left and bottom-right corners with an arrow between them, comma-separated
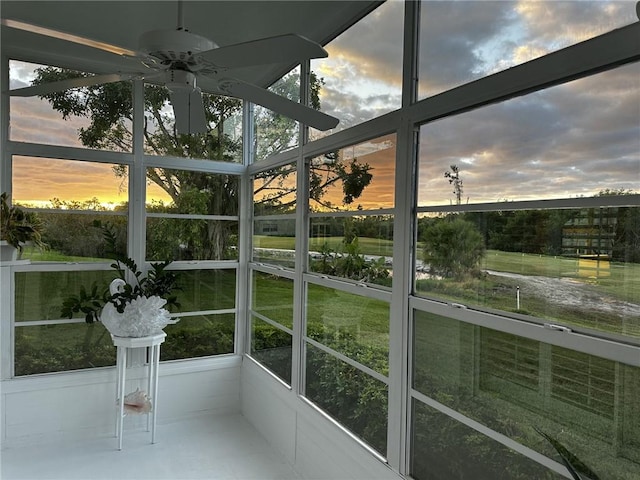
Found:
117,346 -> 127,451
151,343 -> 161,444
146,346 -> 153,432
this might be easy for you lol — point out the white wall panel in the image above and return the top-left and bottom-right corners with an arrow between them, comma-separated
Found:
1,356 -> 242,448
241,358 -> 401,480
240,360 -> 298,466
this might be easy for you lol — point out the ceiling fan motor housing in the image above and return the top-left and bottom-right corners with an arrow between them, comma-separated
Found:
139,29 -> 218,68
165,69 -> 199,92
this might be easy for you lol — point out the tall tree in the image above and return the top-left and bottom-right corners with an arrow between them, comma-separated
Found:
32,67 -> 373,259
422,217 -> 485,279
444,164 -> 463,205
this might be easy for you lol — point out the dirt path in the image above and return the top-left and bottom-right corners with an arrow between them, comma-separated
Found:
486,270 -> 640,318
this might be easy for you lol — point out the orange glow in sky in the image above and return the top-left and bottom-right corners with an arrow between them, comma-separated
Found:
12,156 -> 129,208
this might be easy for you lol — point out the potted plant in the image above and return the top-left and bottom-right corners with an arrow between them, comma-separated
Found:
61,257 -> 181,337
1,192 -> 47,261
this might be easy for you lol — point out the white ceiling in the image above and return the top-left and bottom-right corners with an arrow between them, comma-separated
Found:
1,0 -> 381,87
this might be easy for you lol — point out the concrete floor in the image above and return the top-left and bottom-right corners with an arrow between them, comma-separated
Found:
1,414 -> 301,480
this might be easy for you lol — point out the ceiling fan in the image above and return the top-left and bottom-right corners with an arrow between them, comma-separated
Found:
2,1 -> 339,134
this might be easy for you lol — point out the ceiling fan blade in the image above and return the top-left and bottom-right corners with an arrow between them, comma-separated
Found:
9,73 -> 138,97
212,78 -> 338,131
1,18 -> 155,63
200,34 -> 328,70
170,88 -> 208,135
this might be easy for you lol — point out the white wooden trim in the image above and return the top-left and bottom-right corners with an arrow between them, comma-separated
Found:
250,311 -> 294,337
144,154 -> 245,174
250,263 -> 296,280
247,148 -> 299,175
309,208 -> 395,218
418,194 -> 640,212
7,141 -> 133,164
253,214 -> 296,221
303,272 -> 393,302
2,354 -> 242,394
146,212 -> 239,221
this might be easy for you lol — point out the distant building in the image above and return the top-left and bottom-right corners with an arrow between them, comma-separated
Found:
254,219 -> 295,236
563,207 -> 618,278
562,207 -> 618,258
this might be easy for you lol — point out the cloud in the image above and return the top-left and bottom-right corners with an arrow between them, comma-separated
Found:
420,1 -> 637,94
311,0 -> 404,130
10,97 -> 88,147
515,0 -> 636,46
419,1 -> 514,94
320,86 -> 401,129
325,0 -> 405,88
9,59 -> 40,89
418,61 -> 640,204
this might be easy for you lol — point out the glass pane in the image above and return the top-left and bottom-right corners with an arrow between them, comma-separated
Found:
143,84 -> 242,162
309,215 -> 393,287
145,169 -> 239,215
411,400 -> 564,480
412,310 -> 640,479
251,272 -> 293,329
251,316 -> 292,384
253,164 -> 296,215
415,207 -> 640,340
9,60 -> 132,151
15,323 -> 116,376
252,218 -> 296,268
418,64 -> 640,206
176,269 -> 236,312
254,67 -> 300,162
305,343 -> 388,455
162,314 -> 235,361
13,156 -> 129,209
418,0 -> 638,100
306,284 -> 389,374
146,218 -> 238,261
309,134 -> 396,212
15,270 -> 118,322
23,211 -> 126,262
309,0 -> 403,137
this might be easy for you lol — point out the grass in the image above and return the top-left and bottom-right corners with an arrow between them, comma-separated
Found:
306,283 -> 389,349
254,235 -> 395,257
20,246 -> 107,263
482,250 -> 578,277
252,272 -> 294,329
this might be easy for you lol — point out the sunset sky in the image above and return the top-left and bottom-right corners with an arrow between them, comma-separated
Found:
8,0 -> 639,209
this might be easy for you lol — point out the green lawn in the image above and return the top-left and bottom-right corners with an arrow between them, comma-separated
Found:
20,246 -> 107,262
254,235 -> 395,257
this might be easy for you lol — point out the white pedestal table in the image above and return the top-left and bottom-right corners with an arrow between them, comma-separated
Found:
112,332 -> 166,450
